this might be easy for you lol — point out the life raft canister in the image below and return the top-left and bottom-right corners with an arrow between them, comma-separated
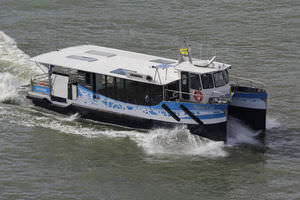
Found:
193,90 -> 203,102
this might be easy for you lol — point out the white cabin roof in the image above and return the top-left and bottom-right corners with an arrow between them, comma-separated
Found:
31,45 -> 231,85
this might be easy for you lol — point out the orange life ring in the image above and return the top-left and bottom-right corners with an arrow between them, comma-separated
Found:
193,90 -> 203,102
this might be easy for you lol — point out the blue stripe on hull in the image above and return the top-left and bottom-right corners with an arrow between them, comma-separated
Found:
32,85 -> 49,95
76,84 -> 227,121
232,92 -> 267,99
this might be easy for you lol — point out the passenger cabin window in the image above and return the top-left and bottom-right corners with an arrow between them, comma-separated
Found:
78,71 -> 93,90
125,79 -> 137,103
80,72 -> 163,106
95,74 -> 105,95
201,74 -> 214,89
190,73 -> 201,90
150,84 -> 163,105
85,72 -> 91,85
213,71 -> 226,87
105,76 -> 114,98
115,78 -> 125,100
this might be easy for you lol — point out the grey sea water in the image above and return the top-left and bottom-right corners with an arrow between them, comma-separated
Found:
0,0 -> 299,199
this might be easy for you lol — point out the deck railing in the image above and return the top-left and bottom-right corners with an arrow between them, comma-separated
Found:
164,89 -> 229,104
31,73 -> 49,87
230,75 -> 265,89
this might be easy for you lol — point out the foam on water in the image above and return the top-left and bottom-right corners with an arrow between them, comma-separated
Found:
0,72 -> 22,102
0,31 -> 42,103
134,126 -> 227,157
266,117 -> 280,130
0,31 -> 42,76
227,117 -> 262,146
226,115 -> 281,147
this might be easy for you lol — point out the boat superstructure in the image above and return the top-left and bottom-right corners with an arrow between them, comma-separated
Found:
27,40 -> 267,141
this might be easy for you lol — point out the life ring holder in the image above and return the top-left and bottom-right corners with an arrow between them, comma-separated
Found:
193,90 -> 203,102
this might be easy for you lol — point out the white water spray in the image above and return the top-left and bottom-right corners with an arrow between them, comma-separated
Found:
0,31 -> 42,103
266,117 -> 280,130
0,72 -> 22,102
227,117 -> 262,146
135,126 -> 227,157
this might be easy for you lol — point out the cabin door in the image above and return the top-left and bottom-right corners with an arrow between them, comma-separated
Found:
181,71 -> 190,99
51,73 -> 69,102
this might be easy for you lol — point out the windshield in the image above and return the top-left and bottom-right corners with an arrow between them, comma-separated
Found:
201,73 -> 214,89
213,71 -> 227,87
224,69 -> 229,84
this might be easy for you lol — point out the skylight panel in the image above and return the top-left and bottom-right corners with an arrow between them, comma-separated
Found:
85,50 -> 116,57
67,55 -> 97,62
110,68 -> 137,76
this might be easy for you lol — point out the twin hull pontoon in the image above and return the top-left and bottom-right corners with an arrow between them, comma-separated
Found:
27,43 -> 267,141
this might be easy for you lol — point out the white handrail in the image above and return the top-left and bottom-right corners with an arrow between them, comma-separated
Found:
164,89 -> 230,104
230,74 -> 265,89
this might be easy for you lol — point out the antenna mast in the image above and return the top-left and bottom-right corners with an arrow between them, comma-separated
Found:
179,38 -> 193,63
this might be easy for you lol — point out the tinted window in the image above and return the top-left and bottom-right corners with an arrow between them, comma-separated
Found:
181,72 -> 189,99
150,84 -> 163,105
95,74 -> 105,94
223,69 -> 229,84
125,80 -> 137,103
115,78 -> 125,100
190,73 -> 201,90
136,82 -> 150,105
85,72 -> 91,85
201,74 -> 214,89
213,71 -> 226,87
90,73 -> 163,105
106,76 -> 115,98
78,71 -> 92,90
182,73 -> 188,86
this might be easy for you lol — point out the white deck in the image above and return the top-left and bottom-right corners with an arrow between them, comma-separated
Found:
31,45 -> 231,85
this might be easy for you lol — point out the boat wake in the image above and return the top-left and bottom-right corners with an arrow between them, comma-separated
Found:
0,31 -> 41,104
0,105 -> 228,158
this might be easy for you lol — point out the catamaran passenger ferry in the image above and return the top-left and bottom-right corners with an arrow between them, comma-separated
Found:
27,40 -> 267,141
